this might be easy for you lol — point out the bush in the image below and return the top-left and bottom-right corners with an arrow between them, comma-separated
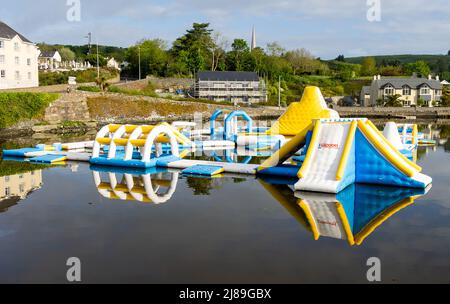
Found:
39,68 -> 118,86
77,85 -> 101,92
108,81 -> 158,97
0,92 -> 59,128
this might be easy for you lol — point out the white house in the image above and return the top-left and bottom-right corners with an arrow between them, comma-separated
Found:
0,21 -> 39,90
38,50 -> 62,70
107,57 -> 120,70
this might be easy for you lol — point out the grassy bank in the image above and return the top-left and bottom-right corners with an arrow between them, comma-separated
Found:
0,92 -> 59,128
86,96 -> 208,119
39,68 -> 118,86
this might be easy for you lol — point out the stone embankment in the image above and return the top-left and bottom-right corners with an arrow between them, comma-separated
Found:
335,106 -> 450,119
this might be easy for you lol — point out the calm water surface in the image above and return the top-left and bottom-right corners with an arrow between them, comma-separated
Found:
0,124 -> 449,283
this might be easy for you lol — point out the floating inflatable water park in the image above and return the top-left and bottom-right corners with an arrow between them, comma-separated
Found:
3,86 -> 432,194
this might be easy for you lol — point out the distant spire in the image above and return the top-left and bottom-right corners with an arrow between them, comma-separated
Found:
251,26 -> 256,51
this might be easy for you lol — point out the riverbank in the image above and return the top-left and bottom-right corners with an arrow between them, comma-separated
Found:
1,88 -> 450,140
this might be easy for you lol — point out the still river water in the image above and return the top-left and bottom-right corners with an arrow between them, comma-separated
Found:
0,123 -> 449,283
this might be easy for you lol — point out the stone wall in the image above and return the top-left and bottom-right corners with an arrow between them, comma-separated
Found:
335,106 -> 450,118
44,92 -> 91,123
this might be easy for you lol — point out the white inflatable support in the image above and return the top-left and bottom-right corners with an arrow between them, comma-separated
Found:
163,159 -> 259,175
201,140 -> 236,148
383,122 -> 404,151
93,171 -> 179,204
62,141 -> 94,150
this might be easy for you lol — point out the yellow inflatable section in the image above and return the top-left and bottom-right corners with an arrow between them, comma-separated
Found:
268,86 -> 339,136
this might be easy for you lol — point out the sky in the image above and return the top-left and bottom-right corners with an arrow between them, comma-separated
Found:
2,0 -> 450,59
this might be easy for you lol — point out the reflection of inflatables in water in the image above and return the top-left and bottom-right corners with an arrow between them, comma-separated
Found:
260,179 -> 430,246
92,166 -> 178,204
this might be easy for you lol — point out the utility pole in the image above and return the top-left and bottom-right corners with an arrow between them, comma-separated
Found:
85,32 -> 92,54
138,45 -> 141,80
278,75 -> 281,109
96,39 -> 100,79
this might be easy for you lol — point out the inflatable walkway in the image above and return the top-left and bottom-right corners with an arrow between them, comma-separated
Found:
259,118 -> 432,193
267,86 -> 339,136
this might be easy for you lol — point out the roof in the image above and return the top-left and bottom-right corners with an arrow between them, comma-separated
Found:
39,50 -> 59,58
197,71 -> 259,82
373,77 -> 442,90
0,21 -> 32,43
362,86 -> 371,95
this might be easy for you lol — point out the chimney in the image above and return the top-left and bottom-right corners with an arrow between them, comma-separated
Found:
373,75 -> 377,80
428,74 -> 432,80
436,75 -> 440,81
378,75 -> 381,80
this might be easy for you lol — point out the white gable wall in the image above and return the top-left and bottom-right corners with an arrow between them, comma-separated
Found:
0,35 -> 39,89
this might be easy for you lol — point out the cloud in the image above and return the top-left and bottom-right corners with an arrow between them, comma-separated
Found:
1,0 -> 449,58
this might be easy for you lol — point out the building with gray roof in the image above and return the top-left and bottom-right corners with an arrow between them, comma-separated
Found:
361,75 -> 443,107
193,71 -> 267,104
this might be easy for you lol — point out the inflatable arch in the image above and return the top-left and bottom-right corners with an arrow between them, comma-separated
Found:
224,111 -> 253,140
91,124 -> 182,168
93,170 -> 179,204
210,109 -> 224,136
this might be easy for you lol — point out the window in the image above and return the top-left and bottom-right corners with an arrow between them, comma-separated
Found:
435,89 -> 441,96
0,55 -> 4,64
15,71 -> 20,80
420,85 -> 430,95
384,84 -> 395,96
19,174 -> 23,179
27,58 -> 31,66
28,72 -> 31,80
19,183 -> 25,193
0,40 -> 4,48
402,85 -> 411,96
1,70 -> 5,78
5,187 -> 10,196
5,176 -> 9,182
14,42 -> 19,51
15,56 -> 19,65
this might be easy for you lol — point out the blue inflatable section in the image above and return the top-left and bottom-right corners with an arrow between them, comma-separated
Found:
258,164 -> 301,178
355,130 -> 425,188
90,165 -> 167,175
182,165 -> 223,177
336,138 -> 356,193
90,157 -> 158,168
343,184 -> 425,235
3,147 -> 42,157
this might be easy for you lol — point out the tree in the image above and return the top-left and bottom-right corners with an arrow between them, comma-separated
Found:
86,53 -> 107,67
58,47 -> 76,61
436,58 -> 449,75
210,32 -> 228,71
440,86 -> 450,106
361,57 -> 377,76
226,39 -> 253,71
266,42 -> 285,57
125,39 -> 168,77
96,76 -> 110,92
171,23 -> 215,74
285,48 -> 328,75
404,61 -> 431,77
383,94 -> 403,107
335,55 -> 345,62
